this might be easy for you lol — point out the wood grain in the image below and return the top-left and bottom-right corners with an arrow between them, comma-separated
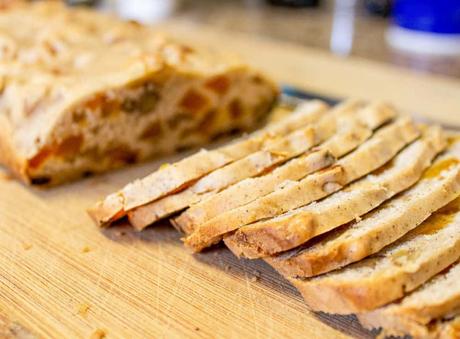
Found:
2,21 -> 459,338
0,159 -> 369,338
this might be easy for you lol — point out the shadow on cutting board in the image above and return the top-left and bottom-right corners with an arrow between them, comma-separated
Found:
102,221 -> 375,339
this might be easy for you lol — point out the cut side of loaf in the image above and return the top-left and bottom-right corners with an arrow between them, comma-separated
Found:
358,260 -> 460,338
226,126 -> 446,258
0,2 -> 279,187
126,100 -> 356,230
171,101 -> 396,234
88,100 -> 327,226
270,151 -> 460,278
183,117 -> 420,252
291,174 -> 460,314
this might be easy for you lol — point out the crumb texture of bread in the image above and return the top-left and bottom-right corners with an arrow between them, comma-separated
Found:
358,260 -> 460,338
127,101 -> 334,229
173,101 -> 395,235
89,99 -> 328,226
291,188 -> 460,314
225,126 -> 445,258
0,1 -> 278,186
269,152 -> 460,278
183,117 -> 419,252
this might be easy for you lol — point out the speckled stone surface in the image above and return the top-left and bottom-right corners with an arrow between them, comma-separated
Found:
171,0 -> 460,79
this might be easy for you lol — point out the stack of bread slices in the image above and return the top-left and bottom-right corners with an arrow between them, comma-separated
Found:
89,99 -> 460,338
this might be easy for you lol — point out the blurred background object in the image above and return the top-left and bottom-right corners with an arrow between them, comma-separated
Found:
115,0 -> 177,23
88,0 -> 460,78
387,0 -> 460,56
66,0 -> 99,6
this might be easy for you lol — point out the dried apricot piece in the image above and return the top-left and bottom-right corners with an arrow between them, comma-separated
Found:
179,89 -> 208,114
141,120 -> 163,140
55,135 -> 83,157
28,147 -> 53,169
205,75 -> 230,96
229,99 -> 243,119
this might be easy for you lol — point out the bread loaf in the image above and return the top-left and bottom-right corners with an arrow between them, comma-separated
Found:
0,2 -> 278,186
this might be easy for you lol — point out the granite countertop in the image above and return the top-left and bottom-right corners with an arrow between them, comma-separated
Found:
171,0 -> 460,79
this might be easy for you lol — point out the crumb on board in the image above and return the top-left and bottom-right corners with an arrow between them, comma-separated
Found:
78,303 -> 90,318
22,243 -> 32,251
159,163 -> 170,170
195,327 -> 200,331
0,171 -> 14,181
250,270 -> 261,282
115,230 -> 126,237
90,328 -> 106,339
82,246 -> 91,253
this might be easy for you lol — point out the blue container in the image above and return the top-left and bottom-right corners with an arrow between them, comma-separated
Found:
393,0 -> 460,34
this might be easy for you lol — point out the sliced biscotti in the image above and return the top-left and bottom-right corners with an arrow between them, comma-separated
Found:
88,100 -> 329,226
170,124 -> 363,235
291,189 -> 460,314
126,100 -> 362,230
183,117 -> 420,252
226,126 -> 446,258
170,102 -> 396,234
131,149 -> 334,231
358,260 -> 460,338
270,143 -> 460,278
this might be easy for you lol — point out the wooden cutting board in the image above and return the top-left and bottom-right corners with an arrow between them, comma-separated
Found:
1,20 -> 460,339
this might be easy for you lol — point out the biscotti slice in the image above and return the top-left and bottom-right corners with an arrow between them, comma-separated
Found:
125,101 -> 350,230
358,260 -> 460,338
0,2 -> 279,187
291,191 -> 460,314
270,141 -> 460,278
88,100 -> 328,226
183,117 -> 419,252
226,126 -> 445,258
170,102 -> 396,234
